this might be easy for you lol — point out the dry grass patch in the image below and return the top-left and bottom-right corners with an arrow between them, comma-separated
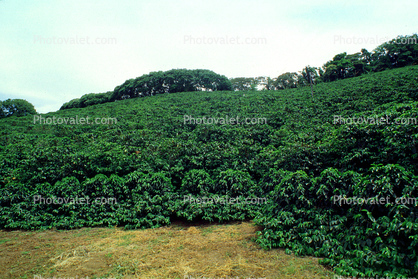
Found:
0,221 -> 335,278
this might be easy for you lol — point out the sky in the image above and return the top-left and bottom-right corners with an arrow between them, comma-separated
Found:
0,0 -> 417,113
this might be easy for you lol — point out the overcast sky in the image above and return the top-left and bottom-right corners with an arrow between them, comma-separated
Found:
0,0 -> 417,113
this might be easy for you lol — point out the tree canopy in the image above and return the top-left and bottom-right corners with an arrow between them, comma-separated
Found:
230,34 -> 418,91
110,69 -> 232,101
61,92 -> 112,110
60,34 -> 418,110
0,99 -> 36,118
61,69 -> 232,110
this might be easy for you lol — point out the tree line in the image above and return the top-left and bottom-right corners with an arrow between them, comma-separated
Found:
0,99 -> 36,119
2,34 -> 415,114
60,34 -> 417,110
60,69 -> 231,110
230,34 -> 418,90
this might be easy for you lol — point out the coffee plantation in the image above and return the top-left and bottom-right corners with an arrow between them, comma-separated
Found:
1,65 -> 417,277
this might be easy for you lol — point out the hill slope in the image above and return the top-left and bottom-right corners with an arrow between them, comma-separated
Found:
1,65 -> 418,277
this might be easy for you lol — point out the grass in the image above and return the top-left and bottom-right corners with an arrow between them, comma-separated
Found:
0,221 -> 335,278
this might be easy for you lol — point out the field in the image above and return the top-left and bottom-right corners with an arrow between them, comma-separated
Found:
0,221 -> 335,278
1,65 -> 418,277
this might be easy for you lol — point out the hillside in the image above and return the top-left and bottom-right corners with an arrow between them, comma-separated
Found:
1,65 -> 418,277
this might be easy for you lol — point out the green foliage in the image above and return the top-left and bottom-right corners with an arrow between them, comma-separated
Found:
1,64 -> 418,276
0,98 -> 36,118
215,169 -> 255,196
274,72 -> 299,89
61,69 -> 232,110
230,77 -> 258,91
180,169 -> 214,195
371,34 -> 418,71
59,34 -> 417,110
254,166 -> 418,277
231,34 -> 418,91
109,69 -> 232,102
60,91 -> 112,109
321,34 -> 418,83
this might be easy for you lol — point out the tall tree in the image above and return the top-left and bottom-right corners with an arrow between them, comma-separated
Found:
274,72 -> 298,90
230,77 -> 257,91
0,99 -> 36,118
